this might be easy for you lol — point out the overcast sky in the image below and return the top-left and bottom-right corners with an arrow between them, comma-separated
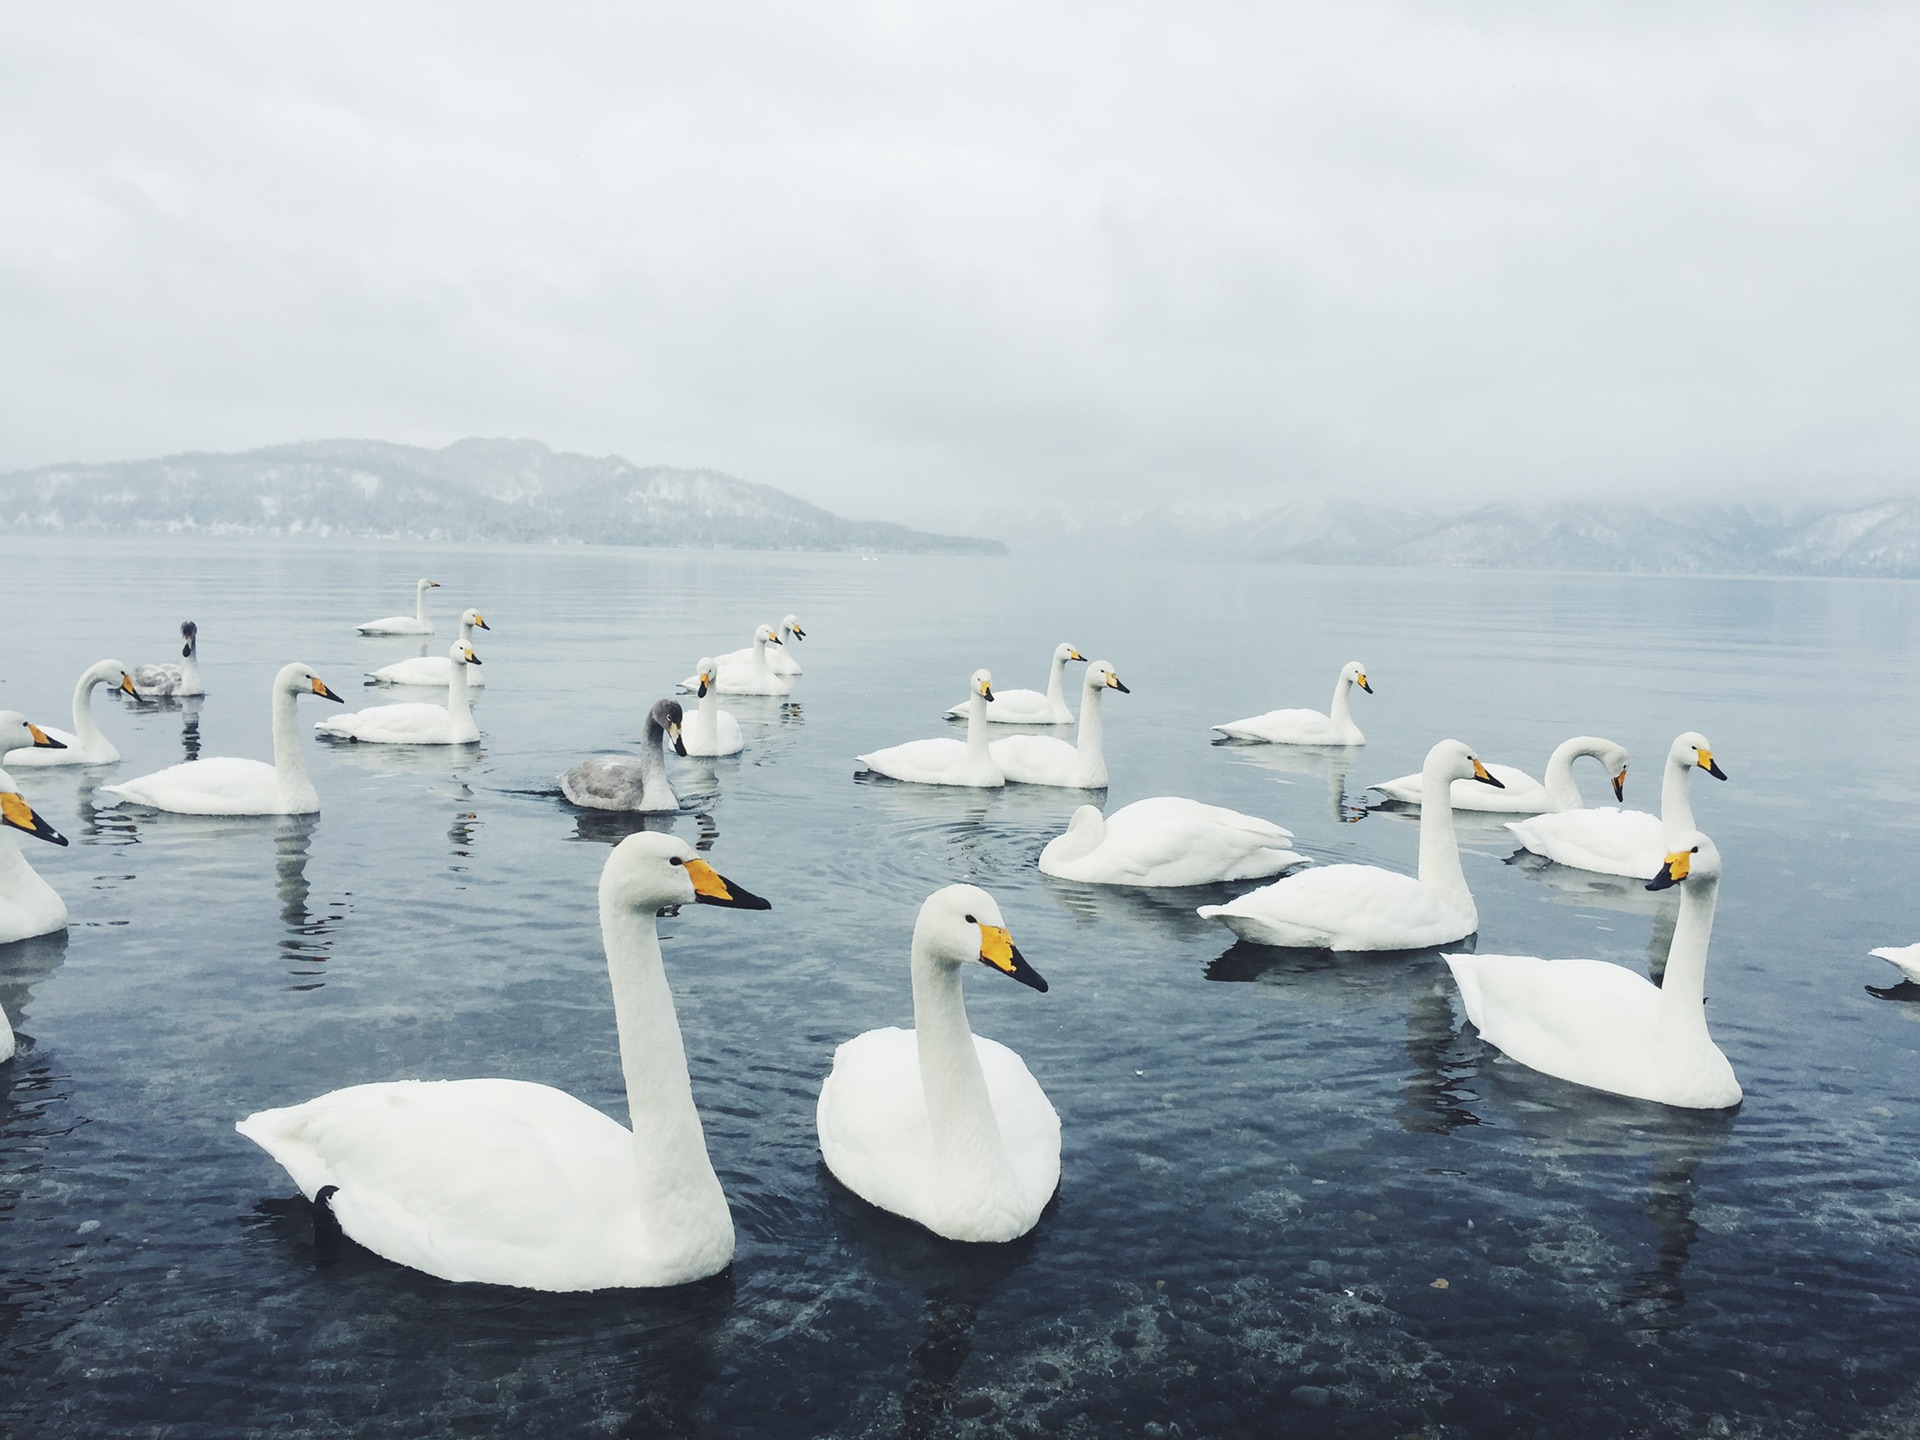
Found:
2,3 -> 1916,526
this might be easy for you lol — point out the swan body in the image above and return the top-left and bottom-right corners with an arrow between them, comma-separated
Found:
1506,733 -> 1725,879
1213,661 -> 1372,745
991,663 -> 1129,788
237,833 -> 771,1290
858,670 -> 1004,787
683,627 -> 792,696
3,660 -> 136,767
368,611 -> 490,687
1039,797 -> 1308,887
98,664 -> 345,815
130,622 -> 205,699
1869,945 -> 1920,984
816,885 -> 1058,1243
357,579 -> 441,636
1446,832 -> 1740,1109
319,644 -> 482,745
1199,738 -> 1501,950
948,644 -> 1083,725
715,614 -> 804,677
1371,736 -> 1631,814
561,700 -> 687,812
682,661 -> 744,757
0,739 -> 72,948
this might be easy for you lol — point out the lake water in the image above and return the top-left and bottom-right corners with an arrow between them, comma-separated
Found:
2,535 -> 1918,1439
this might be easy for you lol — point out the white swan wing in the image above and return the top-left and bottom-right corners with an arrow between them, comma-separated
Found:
1446,953 -> 1658,1092
1200,864 -> 1466,951
357,615 -> 432,635
317,701 -> 458,745
946,687 -> 1067,725
100,757 -> 282,815
370,655 -> 483,687
1870,945 -> 1920,983
1371,763 -> 1551,813
858,738 -> 1001,787
1212,708 -> 1343,745
1052,798 -> 1302,886
237,1079 -> 693,1291
990,734 -> 1096,788
1506,808 -> 1663,878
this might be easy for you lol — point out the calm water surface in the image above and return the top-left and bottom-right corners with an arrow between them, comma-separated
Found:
2,536 -> 1918,1439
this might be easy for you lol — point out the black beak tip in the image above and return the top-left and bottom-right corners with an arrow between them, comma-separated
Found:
672,737 -> 688,757
1113,679 -> 1131,694
1707,760 -> 1728,781
1613,778 -> 1626,801
1360,680 -> 1373,693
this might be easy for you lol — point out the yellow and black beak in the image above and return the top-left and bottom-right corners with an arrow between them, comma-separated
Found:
473,614 -> 490,631
463,648 -> 482,666
1612,767 -> 1628,802
791,626 -> 806,640
697,674 -> 711,699
1697,747 -> 1727,781
311,677 -> 346,704
684,857 -> 771,910
428,580 -> 442,589
1646,847 -> 1696,892
1357,673 -> 1372,694
769,633 -> 784,646
1069,650 -> 1086,662
978,924 -> 1048,993
980,680 -> 995,703
26,723 -> 65,751
1470,757 -> 1505,789
1,792 -> 68,847
119,672 -> 138,697
1106,672 -> 1131,693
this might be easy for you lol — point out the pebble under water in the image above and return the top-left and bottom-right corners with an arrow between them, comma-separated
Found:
2,536 -> 1919,1439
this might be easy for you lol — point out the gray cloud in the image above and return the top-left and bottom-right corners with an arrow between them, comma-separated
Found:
2,2 -> 1915,527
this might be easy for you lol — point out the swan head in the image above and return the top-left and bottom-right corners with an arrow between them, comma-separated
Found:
460,608 -> 490,631
600,831 -> 770,915
782,614 -> 805,641
277,663 -> 346,703
913,884 -> 1047,992
449,641 -> 481,667
694,658 -> 717,698
180,620 -> 198,658
1647,830 -> 1721,892
1054,643 -> 1087,665
1424,738 -> 1503,789
418,578 -> 441,592
1600,741 -> 1631,800
1671,731 -> 1727,781
648,699 -> 688,757
969,669 -> 995,704
1342,661 -> 1372,695
0,711 -> 66,754
1086,661 -> 1129,695
84,659 -> 136,697
757,624 -> 783,647
0,768 -> 68,847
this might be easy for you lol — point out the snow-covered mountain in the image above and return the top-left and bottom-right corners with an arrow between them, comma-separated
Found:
0,438 -> 1005,555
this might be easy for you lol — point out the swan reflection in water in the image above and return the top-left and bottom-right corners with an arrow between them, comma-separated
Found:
1212,739 -> 1363,824
275,815 -> 344,990
0,930 -> 68,1075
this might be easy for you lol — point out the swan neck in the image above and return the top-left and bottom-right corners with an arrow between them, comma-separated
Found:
699,685 -> 718,721
966,691 -> 990,763
1416,755 -> 1474,920
909,943 -> 1012,1182
599,899 -> 720,1206
1073,683 -> 1105,764
1660,752 -> 1697,843
71,669 -> 109,751
1657,873 -> 1718,1043
1045,652 -> 1068,708
415,582 -> 430,625
447,658 -> 474,731
1542,738 -> 1590,811
1329,675 -> 1353,731
271,680 -> 314,806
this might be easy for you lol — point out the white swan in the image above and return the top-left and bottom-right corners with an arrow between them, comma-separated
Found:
1371,735 -> 1631,815
357,579 -> 441,636
368,610 -> 490,687
858,670 -> 1004,787
1506,733 -> 1726,879
683,626 -> 792,696
1213,661 -> 1372,745
1870,945 -> 1920,984
98,663 -> 346,815
816,884 -> 1058,1243
130,622 -> 205,699
237,832 -> 770,1290
561,700 -> 687,812
990,663 -> 1130,789
682,660 -> 744,757
1445,831 -> 1741,1109
317,644 -> 482,745
1198,739 -> 1502,950
765,615 -> 806,677
1040,797 -> 1309,887
947,644 -> 1084,725
0,732 -> 71,949
3,660 -> 136,767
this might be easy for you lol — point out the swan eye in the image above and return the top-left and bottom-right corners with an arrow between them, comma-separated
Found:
964,914 -> 977,924
670,856 -> 684,866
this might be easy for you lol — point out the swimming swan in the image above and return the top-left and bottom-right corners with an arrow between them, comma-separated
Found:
1213,661 -> 1372,746
684,626 -> 792,696
1198,739 -> 1502,950
1870,945 -> 1920,984
130,622 -> 205,699
1371,736 -> 1631,815
1506,733 -> 1725,879
1445,831 -> 1740,1109
858,671 -> 1004,787
561,700 -> 687,812
3,660 -> 137,767
98,664 -> 346,815
948,644 -> 1084,725
990,663 -> 1130,789
237,832 -> 770,1290
318,644 -> 482,745
1039,797 -> 1308,887
369,610 -> 491,687
816,884 -> 1058,1243
357,579 -> 441,636
0,737 -> 71,948
682,661 -> 744,757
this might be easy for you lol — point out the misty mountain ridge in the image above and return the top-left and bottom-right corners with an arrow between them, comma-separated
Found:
0,437 -> 1004,555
